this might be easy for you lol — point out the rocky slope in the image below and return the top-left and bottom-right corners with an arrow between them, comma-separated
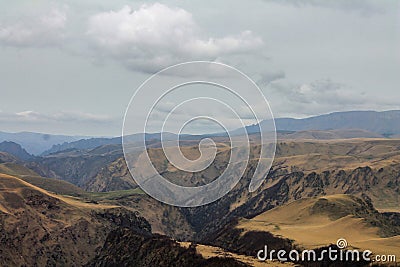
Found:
84,157 -> 136,192
201,195 -> 398,266
0,152 -> 19,164
0,171 -> 248,266
34,145 -> 123,187
0,173 -> 150,266
87,228 -> 248,267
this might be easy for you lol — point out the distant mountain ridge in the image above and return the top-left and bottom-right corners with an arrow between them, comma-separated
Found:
41,132 -> 179,156
278,129 -> 383,140
0,141 -> 34,161
42,137 -> 122,155
3,110 -> 400,156
0,131 -> 87,155
246,110 -> 400,136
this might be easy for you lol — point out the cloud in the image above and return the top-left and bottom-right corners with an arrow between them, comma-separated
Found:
266,79 -> 400,117
0,110 -> 118,135
263,0 -> 387,14
271,79 -> 362,104
0,110 -> 112,123
86,3 -> 263,73
258,70 -> 285,86
0,7 -> 67,47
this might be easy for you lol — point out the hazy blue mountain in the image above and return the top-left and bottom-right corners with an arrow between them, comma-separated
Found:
242,110 -> 400,136
42,132 -> 179,156
0,141 -> 34,161
0,131 -> 88,155
42,137 -> 122,155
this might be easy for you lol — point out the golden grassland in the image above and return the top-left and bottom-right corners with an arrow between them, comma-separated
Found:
237,194 -> 400,262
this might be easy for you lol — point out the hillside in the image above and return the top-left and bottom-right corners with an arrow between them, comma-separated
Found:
0,172 -> 254,266
0,162 -> 88,197
0,141 -> 34,161
0,152 -> 18,164
35,145 -> 123,187
0,173 -> 151,266
84,157 -> 136,192
236,195 -> 400,259
0,161 -> 195,241
88,228 -> 248,267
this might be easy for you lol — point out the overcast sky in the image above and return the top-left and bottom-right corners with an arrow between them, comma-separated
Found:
1,0 -> 399,136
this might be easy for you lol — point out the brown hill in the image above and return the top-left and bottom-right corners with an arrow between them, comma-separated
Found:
236,194 -> 400,261
0,173 -> 150,266
0,152 -> 19,164
0,162 -> 87,197
87,228 -> 249,267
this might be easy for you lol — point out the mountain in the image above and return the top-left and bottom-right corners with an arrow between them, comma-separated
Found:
0,141 -> 34,161
84,156 -> 136,192
201,194 -> 399,265
35,144 -> 124,188
62,138 -> 399,244
0,165 -> 248,266
0,172 -> 151,266
278,129 -> 383,140
233,194 -> 400,259
243,110 -> 400,136
5,110 -> 399,156
0,131 -> 87,155
42,137 -> 122,155
40,132 -> 178,155
1,137 -> 399,265
87,228 -> 248,267
0,162 -> 87,197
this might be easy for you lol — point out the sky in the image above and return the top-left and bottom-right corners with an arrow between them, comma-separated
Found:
0,0 -> 399,136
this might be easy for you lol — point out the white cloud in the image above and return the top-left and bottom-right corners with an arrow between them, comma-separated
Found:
86,3 -> 263,72
0,7 -> 67,47
0,110 -> 112,123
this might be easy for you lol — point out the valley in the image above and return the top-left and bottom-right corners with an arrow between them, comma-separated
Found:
0,137 -> 399,266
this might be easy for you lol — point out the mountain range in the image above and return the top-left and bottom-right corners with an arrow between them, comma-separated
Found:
1,117 -> 400,265
2,110 -> 400,155
0,131 -> 87,155
251,110 -> 400,136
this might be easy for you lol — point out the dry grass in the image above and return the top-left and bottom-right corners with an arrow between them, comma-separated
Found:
0,173 -> 117,210
273,138 -> 400,173
179,242 -> 295,267
237,194 -> 400,262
